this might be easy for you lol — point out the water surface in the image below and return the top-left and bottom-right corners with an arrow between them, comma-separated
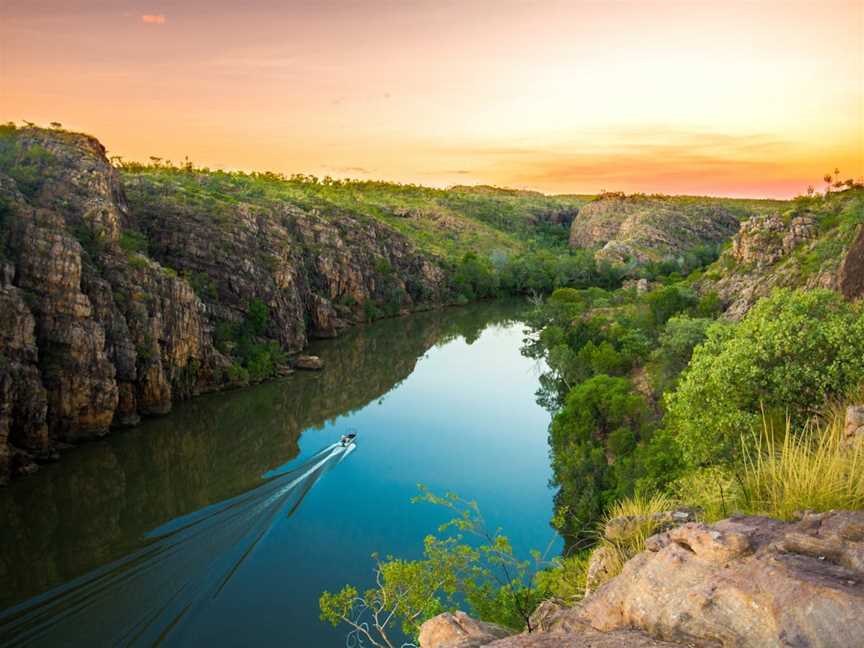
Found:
0,301 -> 557,647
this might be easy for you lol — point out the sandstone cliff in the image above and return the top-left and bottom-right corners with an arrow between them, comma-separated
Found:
699,188 -> 864,319
420,509 -> 864,648
568,194 -> 742,265
0,127 -> 448,483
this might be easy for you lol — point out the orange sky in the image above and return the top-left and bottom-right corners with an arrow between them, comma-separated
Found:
1,0 -> 862,198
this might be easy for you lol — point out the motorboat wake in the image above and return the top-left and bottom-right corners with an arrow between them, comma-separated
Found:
0,439 -> 357,647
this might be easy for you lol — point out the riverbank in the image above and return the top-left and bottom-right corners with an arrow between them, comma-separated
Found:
1,300 -> 555,647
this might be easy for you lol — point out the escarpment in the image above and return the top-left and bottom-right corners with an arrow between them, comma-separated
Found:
0,128 -> 447,483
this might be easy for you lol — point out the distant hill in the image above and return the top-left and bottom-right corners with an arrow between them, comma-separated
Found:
568,192 -> 787,266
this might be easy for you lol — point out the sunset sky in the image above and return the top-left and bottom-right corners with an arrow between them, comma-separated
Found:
1,0 -> 862,198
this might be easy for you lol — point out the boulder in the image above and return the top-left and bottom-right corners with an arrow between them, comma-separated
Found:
418,611 -> 512,648
574,511 -> 864,647
294,355 -> 324,371
482,627 -> 683,648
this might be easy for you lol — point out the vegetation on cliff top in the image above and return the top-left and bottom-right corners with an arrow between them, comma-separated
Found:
118,158 -> 585,258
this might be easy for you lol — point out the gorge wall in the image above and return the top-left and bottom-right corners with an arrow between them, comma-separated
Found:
0,128 -> 448,483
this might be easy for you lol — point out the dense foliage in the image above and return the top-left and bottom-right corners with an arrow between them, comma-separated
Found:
666,289 -> 864,466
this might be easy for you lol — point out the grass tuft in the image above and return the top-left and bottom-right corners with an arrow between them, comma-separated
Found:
739,414 -> 864,520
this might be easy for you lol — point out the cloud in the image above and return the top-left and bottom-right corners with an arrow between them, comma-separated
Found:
141,14 -> 166,25
427,129 -> 806,197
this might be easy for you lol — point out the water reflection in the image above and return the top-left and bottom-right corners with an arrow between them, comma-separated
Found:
1,442 -> 356,647
0,301 -> 523,614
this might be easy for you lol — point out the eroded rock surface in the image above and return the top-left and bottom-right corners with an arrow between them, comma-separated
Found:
418,611 -> 513,648
699,192 -> 864,320
422,510 -> 864,648
0,128 -> 448,482
576,511 -> 864,647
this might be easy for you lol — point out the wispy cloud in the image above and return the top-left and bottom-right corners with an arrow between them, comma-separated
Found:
426,129 -> 806,196
141,14 -> 166,25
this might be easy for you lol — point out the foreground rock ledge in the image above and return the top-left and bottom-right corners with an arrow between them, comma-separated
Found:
419,510 -> 864,648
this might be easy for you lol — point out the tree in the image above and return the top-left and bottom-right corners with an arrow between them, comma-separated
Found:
549,375 -> 647,546
648,315 -> 714,392
320,488 -> 550,647
665,289 -> 864,466
645,285 -> 697,327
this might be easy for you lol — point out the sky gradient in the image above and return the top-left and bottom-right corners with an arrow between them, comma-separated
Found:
1,0 -> 862,197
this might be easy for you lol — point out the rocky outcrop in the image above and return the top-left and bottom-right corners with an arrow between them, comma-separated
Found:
700,189 -> 864,320
569,194 -> 740,265
422,510 -> 864,648
418,611 -> 513,648
731,214 -> 818,268
843,405 -> 864,446
576,511 -> 864,647
0,127 -> 448,483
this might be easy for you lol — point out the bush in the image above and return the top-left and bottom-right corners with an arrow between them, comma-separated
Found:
119,230 -> 148,255
666,289 -> 864,466
532,553 -> 589,605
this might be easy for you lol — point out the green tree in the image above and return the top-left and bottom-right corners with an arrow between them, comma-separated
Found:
648,315 -> 714,392
645,285 -> 697,327
549,375 -> 647,546
320,488 -> 551,647
665,289 -> 864,466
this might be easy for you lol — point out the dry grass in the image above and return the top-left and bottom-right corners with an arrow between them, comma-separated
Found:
589,492 -> 676,588
672,465 -> 741,522
739,414 -> 864,520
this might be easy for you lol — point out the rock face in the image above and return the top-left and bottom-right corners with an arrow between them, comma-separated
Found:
576,511 -> 864,647
569,194 -> 740,265
422,510 -> 864,648
418,611 -> 513,648
700,189 -> 864,320
731,214 -> 818,268
0,127 -> 447,483
843,405 -> 864,446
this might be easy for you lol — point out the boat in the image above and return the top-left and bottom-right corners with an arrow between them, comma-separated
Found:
340,432 -> 357,446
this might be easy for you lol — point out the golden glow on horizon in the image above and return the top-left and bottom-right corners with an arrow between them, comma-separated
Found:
1,0 -> 862,198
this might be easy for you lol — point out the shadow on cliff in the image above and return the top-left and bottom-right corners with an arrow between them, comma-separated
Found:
0,441 -> 356,647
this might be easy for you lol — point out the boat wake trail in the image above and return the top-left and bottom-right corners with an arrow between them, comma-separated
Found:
0,441 -> 356,647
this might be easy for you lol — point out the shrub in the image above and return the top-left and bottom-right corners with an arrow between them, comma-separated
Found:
226,363 -> 250,384
119,230 -> 148,255
532,553 -> 589,605
665,289 -> 864,466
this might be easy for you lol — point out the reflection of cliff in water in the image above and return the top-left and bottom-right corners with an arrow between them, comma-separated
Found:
1,443 -> 357,647
0,300 -> 524,610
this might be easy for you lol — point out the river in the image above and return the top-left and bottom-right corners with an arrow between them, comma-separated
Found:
0,300 -> 558,647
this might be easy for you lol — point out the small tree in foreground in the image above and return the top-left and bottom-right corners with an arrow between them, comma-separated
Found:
319,487 -> 552,648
